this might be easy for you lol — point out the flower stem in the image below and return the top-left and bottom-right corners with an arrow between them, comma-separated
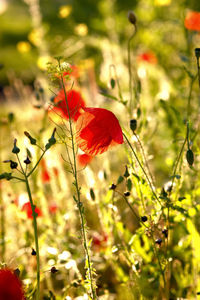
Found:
58,60 -> 97,299
123,132 -> 160,204
25,176 -> 40,300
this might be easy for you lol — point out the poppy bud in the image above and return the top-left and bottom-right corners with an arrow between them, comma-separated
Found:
186,149 -> 194,166
130,119 -> 137,132
195,48 -> 200,59
8,112 -> 14,123
24,131 -> 37,145
128,11 -> 137,25
124,165 -> 130,178
45,128 -> 56,150
24,157 -> 31,165
110,78 -> 115,89
90,188 -> 95,201
12,139 -> 20,154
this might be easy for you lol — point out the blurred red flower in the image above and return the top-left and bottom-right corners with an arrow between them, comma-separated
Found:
77,153 -> 93,166
76,107 -> 123,155
185,11 -> 200,31
53,89 -> 85,121
63,65 -> 80,78
138,52 -> 157,64
41,159 -> 50,183
41,169 -> 51,183
92,232 -> 108,252
22,202 -> 42,219
49,203 -> 58,214
0,268 -> 25,300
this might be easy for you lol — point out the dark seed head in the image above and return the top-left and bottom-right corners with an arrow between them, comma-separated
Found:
51,266 -> 58,274
141,216 -> 148,222
124,191 -> 130,197
162,229 -> 168,238
10,161 -> 18,169
24,157 -> 31,165
155,238 -> 162,245
110,183 -> 117,190
31,248 -> 36,256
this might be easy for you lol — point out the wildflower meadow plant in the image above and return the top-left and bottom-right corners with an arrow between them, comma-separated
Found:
1,4 -> 200,300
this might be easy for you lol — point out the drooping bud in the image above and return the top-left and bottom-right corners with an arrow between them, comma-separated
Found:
24,131 -> 37,145
128,11 -> 137,26
45,128 -> 56,150
124,165 -> 130,178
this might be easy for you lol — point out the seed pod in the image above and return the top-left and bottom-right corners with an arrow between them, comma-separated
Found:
186,149 -> 194,166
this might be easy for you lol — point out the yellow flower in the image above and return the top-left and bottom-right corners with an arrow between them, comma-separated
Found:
59,5 -> 72,18
16,41 -> 31,53
74,24 -> 88,36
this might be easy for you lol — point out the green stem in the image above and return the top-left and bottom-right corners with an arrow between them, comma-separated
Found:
123,132 -> 160,204
128,27 -> 137,114
25,176 -> 40,300
27,150 -> 46,178
187,76 -> 196,121
59,61 -> 97,299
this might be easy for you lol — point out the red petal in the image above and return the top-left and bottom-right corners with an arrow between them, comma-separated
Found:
76,107 -> 123,155
77,154 -> 93,166
0,268 -> 25,300
53,89 -> 85,121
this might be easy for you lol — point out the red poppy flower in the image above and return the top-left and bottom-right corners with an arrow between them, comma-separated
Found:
185,11 -> 200,31
77,153 -> 93,166
138,52 -> 157,64
76,107 -> 123,155
22,202 -> 42,219
0,268 -> 25,300
53,89 -> 85,121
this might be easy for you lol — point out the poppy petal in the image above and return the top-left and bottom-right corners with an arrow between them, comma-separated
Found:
76,107 -> 123,155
